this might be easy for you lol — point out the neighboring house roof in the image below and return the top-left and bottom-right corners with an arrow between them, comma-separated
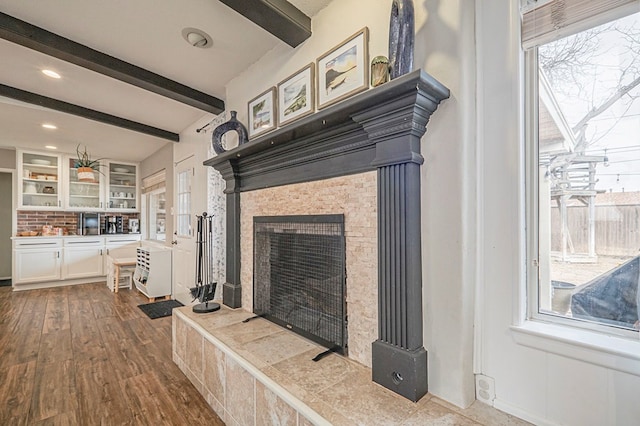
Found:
539,70 -> 576,156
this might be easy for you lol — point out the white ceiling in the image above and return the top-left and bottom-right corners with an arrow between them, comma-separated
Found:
0,0 -> 332,162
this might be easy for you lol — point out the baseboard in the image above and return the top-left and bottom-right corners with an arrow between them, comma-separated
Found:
493,398 -> 557,426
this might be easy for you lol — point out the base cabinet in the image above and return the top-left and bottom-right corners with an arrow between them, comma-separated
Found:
63,238 -> 104,279
12,235 -> 141,289
14,245 -> 62,284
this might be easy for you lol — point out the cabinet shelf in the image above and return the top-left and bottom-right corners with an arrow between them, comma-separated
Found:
24,193 -> 57,197
24,163 -> 57,169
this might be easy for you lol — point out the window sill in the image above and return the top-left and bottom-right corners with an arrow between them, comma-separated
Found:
510,321 -> 640,376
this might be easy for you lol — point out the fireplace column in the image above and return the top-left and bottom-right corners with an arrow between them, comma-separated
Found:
353,82 -> 448,402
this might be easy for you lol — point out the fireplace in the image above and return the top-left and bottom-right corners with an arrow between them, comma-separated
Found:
253,215 -> 347,353
205,69 -> 449,402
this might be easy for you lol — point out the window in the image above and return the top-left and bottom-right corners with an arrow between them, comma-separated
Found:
141,170 -> 166,242
526,3 -> 640,336
176,168 -> 192,237
145,188 -> 166,241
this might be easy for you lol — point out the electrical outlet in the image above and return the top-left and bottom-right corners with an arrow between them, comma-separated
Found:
475,374 -> 496,405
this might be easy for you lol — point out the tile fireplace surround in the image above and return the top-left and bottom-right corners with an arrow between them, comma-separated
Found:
172,306 -> 530,426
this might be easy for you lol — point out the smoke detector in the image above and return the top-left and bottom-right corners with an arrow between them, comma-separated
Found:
181,28 -> 213,49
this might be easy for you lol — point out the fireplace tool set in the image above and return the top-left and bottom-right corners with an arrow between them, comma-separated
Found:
190,212 -> 220,313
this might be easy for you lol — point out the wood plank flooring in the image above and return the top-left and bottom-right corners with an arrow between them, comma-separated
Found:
0,282 -> 225,425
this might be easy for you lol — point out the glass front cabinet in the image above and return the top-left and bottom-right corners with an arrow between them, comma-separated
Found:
17,151 -> 139,212
18,151 -> 63,210
106,161 -> 138,212
66,156 -> 104,211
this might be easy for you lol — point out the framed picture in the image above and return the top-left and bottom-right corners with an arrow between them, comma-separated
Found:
277,63 -> 315,127
248,87 -> 277,139
316,27 -> 369,110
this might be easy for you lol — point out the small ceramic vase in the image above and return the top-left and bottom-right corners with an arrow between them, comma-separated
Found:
371,56 -> 390,87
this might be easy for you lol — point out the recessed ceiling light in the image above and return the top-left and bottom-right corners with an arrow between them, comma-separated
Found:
45,145 -> 57,150
42,69 -> 61,79
42,123 -> 57,129
181,28 -> 213,49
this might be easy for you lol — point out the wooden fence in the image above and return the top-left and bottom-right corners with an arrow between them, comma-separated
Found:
550,205 -> 640,257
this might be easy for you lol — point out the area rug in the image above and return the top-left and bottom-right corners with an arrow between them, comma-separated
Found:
138,299 -> 184,319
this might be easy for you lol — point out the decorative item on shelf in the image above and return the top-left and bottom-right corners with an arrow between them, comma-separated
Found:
42,186 -> 55,194
277,63 -> 315,127
211,111 -> 248,154
42,225 -> 56,236
389,0 -> 415,79
316,27 -> 369,109
248,87 -> 277,139
24,182 -> 37,194
371,55 -> 390,87
75,144 -> 103,182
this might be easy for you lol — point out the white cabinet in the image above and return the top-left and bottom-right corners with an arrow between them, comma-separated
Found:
12,235 -> 141,288
17,150 -> 139,212
65,156 -> 105,211
106,161 -> 139,212
17,151 -> 63,210
104,234 -> 141,257
63,238 -> 104,279
13,238 -> 62,284
133,246 -> 172,298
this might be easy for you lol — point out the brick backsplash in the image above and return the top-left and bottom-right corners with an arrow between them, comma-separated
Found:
17,211 -> 139,236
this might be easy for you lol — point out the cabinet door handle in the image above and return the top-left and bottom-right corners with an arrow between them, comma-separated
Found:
57,251 -> 60,258
100,249 -> 103,255
58,200 -> 61,207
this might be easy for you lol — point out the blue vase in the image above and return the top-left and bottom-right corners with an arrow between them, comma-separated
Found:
389,0 -> 415,80
212,111 -> 248,154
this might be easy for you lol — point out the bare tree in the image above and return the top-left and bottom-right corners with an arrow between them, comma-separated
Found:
539,20 -> 640,152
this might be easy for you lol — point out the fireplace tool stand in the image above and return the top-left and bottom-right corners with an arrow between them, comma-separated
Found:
190,212 -> 220,314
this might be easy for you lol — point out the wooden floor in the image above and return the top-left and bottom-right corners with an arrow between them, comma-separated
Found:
0,282 -> 225,426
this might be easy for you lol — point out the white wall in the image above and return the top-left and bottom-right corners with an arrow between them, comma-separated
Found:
0,172 -> 12,278
224,0 -> 476,408
478,2 -> 640,425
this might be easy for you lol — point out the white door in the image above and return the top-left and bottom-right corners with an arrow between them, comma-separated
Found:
172,156 -> 196,305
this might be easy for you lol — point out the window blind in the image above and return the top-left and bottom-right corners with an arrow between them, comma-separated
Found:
522,0 -> 640,48
142,169 -> 166,193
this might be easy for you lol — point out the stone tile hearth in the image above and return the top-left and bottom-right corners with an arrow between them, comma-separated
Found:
172,306 -> 530,426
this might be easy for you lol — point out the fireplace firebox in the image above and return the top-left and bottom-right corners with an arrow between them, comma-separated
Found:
253,215 -> 347,354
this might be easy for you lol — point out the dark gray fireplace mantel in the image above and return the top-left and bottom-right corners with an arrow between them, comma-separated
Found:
205,69 -> 449,402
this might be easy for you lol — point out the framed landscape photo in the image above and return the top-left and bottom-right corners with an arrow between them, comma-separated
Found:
316,27 -> 369,109
248,87 -> 277,139
277,63 -> 315,127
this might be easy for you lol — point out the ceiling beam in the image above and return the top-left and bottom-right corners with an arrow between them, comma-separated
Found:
0,12 -> 225,114
0,84 -> 180,142
218,0 -> 311,47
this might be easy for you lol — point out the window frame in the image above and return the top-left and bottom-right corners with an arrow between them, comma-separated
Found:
523,29 -> 639,341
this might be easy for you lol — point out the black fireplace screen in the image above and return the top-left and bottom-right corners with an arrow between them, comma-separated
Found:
253,215 -> 347,354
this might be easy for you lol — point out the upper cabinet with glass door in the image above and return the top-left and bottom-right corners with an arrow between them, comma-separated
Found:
107,161 -> 138,212
65,157 -> 104,211
18,150 -> 63,210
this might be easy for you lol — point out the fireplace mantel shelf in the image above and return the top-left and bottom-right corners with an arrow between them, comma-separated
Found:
204,69 -> 449,193
205,68 -> 450,402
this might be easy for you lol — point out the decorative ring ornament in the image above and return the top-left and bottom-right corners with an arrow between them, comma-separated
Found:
212,111 -> 248,154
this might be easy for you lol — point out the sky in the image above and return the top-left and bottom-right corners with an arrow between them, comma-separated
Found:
541,11 -> 640,193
